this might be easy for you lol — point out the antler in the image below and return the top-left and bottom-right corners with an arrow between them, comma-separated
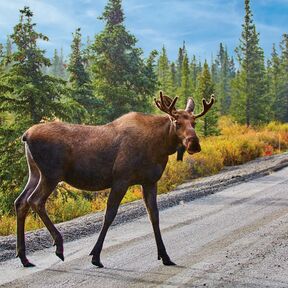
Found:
154,91 -> 178,117
193,94 -> 215,118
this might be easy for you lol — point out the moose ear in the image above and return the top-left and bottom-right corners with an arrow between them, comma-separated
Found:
185,98 -> 195,113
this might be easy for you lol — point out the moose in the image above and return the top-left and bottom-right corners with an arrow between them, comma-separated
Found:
14,91 -> 214,268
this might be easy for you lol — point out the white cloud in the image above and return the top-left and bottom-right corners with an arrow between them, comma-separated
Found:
0,0 -> 79,32
85,9 -> 99,19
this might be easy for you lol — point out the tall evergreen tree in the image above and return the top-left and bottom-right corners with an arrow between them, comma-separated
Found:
267,44 -> 282,120
176,41 -> 186,87
190,55 -> 198,93
178,53 -> 192,106
157,46 -> 170,92
278,34 -> 288,122
50,48 -> 67,79
167,62 -> 177,96
5,36 -> 12,65
211,58 -> 218,83
0,7 -> 75,214
0,43 -> 4,69
215,43 -> 234,115
144,49 -> 158,102
82,36 -> 93,72
232,0 -> 269,125
51,49 -> 60,77
67,28 -> 100,123
90,0 -> 157,122
196,61 -> 218,136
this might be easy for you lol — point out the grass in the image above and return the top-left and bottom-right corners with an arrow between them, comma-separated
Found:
1,118 -> 288,236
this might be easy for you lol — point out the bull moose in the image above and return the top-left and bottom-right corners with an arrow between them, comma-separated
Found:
15,91 -> 214,267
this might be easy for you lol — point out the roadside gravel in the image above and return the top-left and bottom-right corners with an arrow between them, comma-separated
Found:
1,153 -> 288,263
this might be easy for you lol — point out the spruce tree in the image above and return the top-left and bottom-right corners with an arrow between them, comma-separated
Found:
178,54 -> 192,106
144,49 -> 158,105
67,28 -> 100,123
90,0 -> 157,122
157,46 -> 170,92
0,43 -> 4,70
233,0 -> 269,125
50,49 -> 67,79
82,36 -> 93,72
176,42 -> 186,87
211,54 -> 219,85
189,55 -> 198,93
51,49 -> 60,77
0,7 -> 74,214
68,29 -> 90,86
167,62 -> 177,97
4,36 -> 13,70
196,61 -> 218,136
267,44 -> 282,120
278,34 -> 288,122
215,43 -> 234,115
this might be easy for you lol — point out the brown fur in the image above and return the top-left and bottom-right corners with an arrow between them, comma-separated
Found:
14,93 -> 214,268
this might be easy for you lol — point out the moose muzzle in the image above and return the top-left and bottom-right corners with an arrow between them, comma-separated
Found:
184,134 -> 201,154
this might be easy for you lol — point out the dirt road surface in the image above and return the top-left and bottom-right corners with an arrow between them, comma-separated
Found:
1,165 -> 288,287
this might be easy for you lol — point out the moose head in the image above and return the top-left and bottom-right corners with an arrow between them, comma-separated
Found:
154,91 -> 215,156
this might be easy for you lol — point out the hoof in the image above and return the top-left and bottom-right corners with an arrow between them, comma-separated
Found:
17,253 -> 35,268
56,252 -> 64,261
163,259 -> 176,266
20,258 -> 35,268
23,261 -> 36,268
158,255 -> 176,266
91,256 -> 104,268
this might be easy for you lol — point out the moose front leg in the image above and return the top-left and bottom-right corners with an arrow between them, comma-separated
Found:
90,182 -> 128,268
142,183 -> 176,266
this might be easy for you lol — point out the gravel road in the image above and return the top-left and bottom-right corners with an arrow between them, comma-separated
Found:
0,153 -> 288,287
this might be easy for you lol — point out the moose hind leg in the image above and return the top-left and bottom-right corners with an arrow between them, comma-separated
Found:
15,147 -> 40,267
27,177 -> 64,261
142,183 -> 176,266
90,182 -> 128,268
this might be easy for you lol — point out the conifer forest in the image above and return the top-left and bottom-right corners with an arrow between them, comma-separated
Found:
0,0 -> 287,234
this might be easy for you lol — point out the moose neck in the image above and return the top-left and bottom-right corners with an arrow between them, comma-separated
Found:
159,115 -> 180,156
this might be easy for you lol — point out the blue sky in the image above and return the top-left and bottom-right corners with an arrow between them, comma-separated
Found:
0,0 -> 287,62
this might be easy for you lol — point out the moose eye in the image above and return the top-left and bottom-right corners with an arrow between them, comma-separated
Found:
192,122 -> 196,128
175,122 -> 181,129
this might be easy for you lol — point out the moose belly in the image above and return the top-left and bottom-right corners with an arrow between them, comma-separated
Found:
64,159 -> 113,191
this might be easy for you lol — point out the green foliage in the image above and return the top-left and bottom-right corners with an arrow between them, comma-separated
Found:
176,42 -> 186,87
167,62 -> 177,96
189,55 -> 198,93
67,28 -> 102,124
178,54 -> 192,107
214,43 -> 235,114
90,0 -> 157,122
157,46 -> 170,92
267,44 -> 282,121
0,7 -> 82,215
50,49 -> 67,79
196,61 -> 219,136
277,34 -> 288,122
233,0 -> 269,126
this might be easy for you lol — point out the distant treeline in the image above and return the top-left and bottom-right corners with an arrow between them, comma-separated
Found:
0,0 -> 287,215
